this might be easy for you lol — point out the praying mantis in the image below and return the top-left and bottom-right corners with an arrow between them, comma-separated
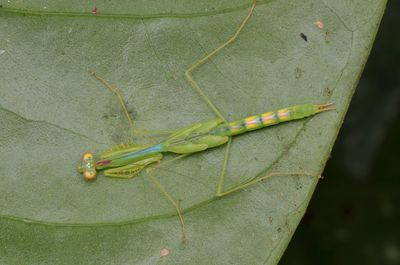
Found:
78,0 -> 334,242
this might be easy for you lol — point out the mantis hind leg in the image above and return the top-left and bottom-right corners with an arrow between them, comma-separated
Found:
88,71 -> 174,136
185,0 -> 258,122
147,1 -> 257,241
182,0 -> 323,199
216,171 -> 322,197
184,0 -> 258,198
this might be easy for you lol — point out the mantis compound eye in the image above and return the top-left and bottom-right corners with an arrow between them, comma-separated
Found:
81,152 -> 97,180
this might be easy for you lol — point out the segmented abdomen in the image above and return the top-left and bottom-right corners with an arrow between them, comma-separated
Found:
210,104 -> 319,137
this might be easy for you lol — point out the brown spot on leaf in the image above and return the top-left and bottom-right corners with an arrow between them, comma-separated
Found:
325,87 -> 331,96
160,247 -> 170,257
313,21 -> 324,29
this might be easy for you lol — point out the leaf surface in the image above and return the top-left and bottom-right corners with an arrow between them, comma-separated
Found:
0,0 -> 386,264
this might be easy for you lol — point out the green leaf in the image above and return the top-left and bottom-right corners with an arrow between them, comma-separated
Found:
0,0 -> 386,264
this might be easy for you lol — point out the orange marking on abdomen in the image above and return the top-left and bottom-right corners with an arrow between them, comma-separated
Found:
262,112 -> 277,125
244,115 -> 261,129
278,109 -> 290,119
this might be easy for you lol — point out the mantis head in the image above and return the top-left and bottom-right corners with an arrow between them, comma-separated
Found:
78,152 -> 97,180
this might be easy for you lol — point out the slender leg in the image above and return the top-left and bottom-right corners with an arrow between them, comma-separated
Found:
216,171 -> 322,197
143,1 -> 258,242
181,0 -> 322,201
183,0 -> 259,201
216,138 -> 232,195
185,0 -> 258,122
145,154 -> 189,243
89,70 -> 174,135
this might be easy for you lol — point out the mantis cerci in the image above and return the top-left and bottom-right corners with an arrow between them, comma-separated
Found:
78,0 -> 334,242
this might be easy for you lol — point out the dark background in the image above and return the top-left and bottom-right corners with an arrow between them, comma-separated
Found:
281,1 -> 400,264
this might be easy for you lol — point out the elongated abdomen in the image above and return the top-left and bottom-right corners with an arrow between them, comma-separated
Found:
210,104 -> 324,137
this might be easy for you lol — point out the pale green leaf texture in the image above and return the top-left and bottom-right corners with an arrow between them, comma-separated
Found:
0,0 -> 386,264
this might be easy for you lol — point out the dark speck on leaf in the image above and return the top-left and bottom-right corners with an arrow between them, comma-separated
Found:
300,33 -> 308,42
295,67 -> 302,79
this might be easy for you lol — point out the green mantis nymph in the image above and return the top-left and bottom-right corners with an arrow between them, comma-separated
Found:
78,0 -> 334,242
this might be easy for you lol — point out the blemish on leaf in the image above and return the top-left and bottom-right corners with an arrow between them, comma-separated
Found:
313,21 -> 324,29
300,33 -> 308,42
92,7 -> 98,14
325,30 -> 330,44
295,67 -> 302,79
67,28 -> 72,33
325,87 -> 331,96
0,50 -> 5,56
160,247 -> 170,257
167,75 -> 177,81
